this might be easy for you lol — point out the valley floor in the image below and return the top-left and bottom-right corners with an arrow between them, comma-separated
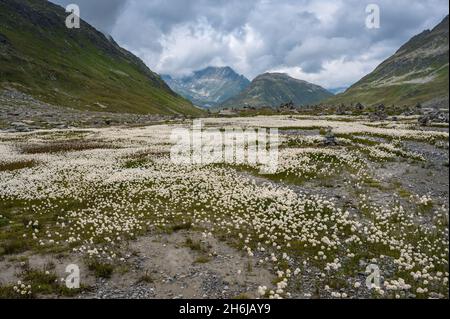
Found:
0,89 -> 180,132
0,115 -> 448,299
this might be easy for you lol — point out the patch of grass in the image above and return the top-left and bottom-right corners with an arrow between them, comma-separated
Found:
275,126 -> 325,131
213,155 -> 346,187
364,178 -> 383,189
398,187 -> 412,198
271,276 -> 285,286
121,150 -> 168,169
171,222 -> 192,232
137,270 -> 154,284
418,202 -> 434,215
87,260 -> 114,279
194,255 -> 211,264
19,268 -> 84,297
233,293 -> 251,299
337,134 -> 381,146
21,269 -> 58,295
1,239 -> 28,256
185,237 -> 202,251
0,160 -> 37,172
123,157 -> 150,169
326,275 -> 349,291
0,197 -> 85,256
57,285 -> 86,297
0,285 -> 18,299
0,216 -> 9,228
20,140 -> 116,154
246,261 -> 253,273
116,265 -> 130,275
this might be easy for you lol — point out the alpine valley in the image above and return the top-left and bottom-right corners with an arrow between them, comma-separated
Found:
162,66 -> 250,108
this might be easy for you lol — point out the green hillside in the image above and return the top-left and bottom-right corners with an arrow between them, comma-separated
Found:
0,0 -> 203,115
221,72 -> 333,108
329,15 -> 449,107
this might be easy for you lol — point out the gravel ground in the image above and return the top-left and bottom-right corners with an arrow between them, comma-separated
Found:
0,89 -> 186,132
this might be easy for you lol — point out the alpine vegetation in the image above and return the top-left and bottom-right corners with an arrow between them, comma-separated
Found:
0,0 -> 448,302
0,116 -> 448,299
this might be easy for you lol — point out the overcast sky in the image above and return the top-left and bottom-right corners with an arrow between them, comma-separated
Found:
51,0 -> 448,89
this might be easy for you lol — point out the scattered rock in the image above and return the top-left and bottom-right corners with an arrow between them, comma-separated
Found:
323,128 -> 338,146
370,104 -> 388,121
0,89 -> 179,131
355,102 -> 365,111
419,111 -> 449,126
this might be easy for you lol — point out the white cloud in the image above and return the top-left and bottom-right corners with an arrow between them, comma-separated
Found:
51,0 -> 449,89
270,58 -> 380,89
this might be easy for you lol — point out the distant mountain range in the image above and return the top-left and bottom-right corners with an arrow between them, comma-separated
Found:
162,67 -> 250,108
220,73 -> 333,108
328,87 -> 347,95
329,15 -> 449,107
0,0 -> 202,115
1,0 -> 447,115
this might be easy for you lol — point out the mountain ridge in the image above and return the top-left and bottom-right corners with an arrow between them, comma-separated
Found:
0,0 -> 202,115
162,66 -> 250,108
220,72 -> 333,108
328,15 -> 449,107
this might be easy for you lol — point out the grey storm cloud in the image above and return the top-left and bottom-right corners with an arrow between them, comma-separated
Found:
50,0 -> 449,89
52,0 -> 126,33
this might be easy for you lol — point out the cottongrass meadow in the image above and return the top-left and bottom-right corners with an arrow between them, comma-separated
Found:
0,115 -> 448,299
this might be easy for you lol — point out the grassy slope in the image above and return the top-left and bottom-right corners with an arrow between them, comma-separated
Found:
0,0 -> 203,116
328,16 -> 449,107
329,64 -> 449,107
221,73 -> 333,108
